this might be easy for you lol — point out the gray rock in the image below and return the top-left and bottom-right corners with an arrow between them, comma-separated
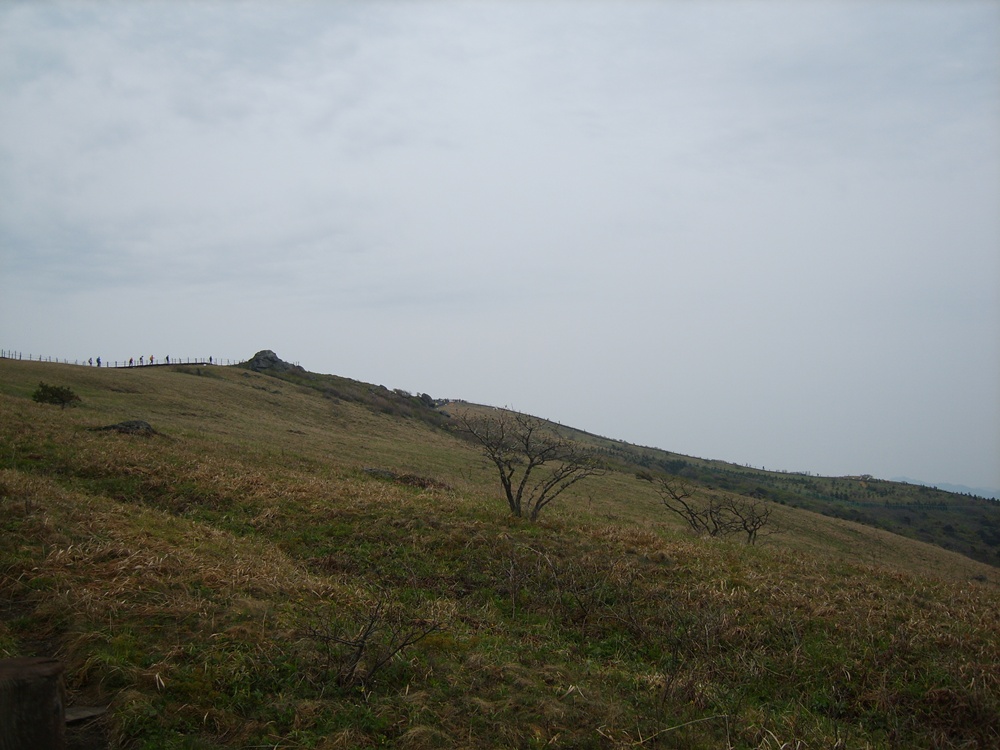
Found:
89,420 -> 157,436
245,350 -> 304,374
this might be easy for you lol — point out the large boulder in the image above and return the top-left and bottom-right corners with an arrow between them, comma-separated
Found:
245,350 -> 304,374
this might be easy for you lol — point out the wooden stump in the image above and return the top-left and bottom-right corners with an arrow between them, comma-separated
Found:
0,657 -> 66,750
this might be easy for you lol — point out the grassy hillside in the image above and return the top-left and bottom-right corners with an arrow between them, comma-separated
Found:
449,402 -> 1000,568
1,358 -> 998,749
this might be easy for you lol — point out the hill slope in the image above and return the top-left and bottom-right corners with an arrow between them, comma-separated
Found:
1,357 -> 998,749
449,401 -> 1000,568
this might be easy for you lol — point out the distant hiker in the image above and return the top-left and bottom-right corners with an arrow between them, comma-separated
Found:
129,357 -> 134,367
209,356 -> 213,364
96,357 -> 101,367
89,358 -> 93,366
150,355 -> 154,364
165,355 -> 169,364
139,356 -> 144,365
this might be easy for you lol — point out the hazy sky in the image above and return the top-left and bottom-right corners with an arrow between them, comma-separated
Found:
2,1 -> 998,492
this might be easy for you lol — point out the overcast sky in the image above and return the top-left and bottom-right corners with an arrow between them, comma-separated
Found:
2,1 -> 998,492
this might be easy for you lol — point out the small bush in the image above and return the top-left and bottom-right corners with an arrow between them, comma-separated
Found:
300,586 -> 443,689
31,382 -> 81,409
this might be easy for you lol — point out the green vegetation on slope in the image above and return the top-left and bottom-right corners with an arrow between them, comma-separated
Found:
1,358 -> 998,749
553,422 -> 1000,567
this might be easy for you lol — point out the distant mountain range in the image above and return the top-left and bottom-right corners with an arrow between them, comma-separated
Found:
892,477 -> 1000,500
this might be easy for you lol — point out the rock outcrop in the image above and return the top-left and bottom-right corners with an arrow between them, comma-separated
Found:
245,350 -> 305,375
89,420 -> 157,436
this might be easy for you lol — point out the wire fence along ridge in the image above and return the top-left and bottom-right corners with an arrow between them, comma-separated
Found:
1,350 -> 247,369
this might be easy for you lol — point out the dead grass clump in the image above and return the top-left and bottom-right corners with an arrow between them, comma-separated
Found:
395,724 -> 455,749
363,467 -> 452,491
0,467 -> 76,519
593,523 -> 665,553
315,728 -> 378,749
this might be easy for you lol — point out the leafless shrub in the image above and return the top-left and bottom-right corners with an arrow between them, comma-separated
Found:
301,586 -> 443,690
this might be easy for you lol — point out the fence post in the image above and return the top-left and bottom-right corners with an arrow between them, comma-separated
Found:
0,657 -> 67,749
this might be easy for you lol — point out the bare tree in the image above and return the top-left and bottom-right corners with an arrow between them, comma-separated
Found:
640,474 -> 774,544
458,409 -> 605,520
656,478 -> 708,535
723,495 -> 774,545
649,477 -> 731,537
